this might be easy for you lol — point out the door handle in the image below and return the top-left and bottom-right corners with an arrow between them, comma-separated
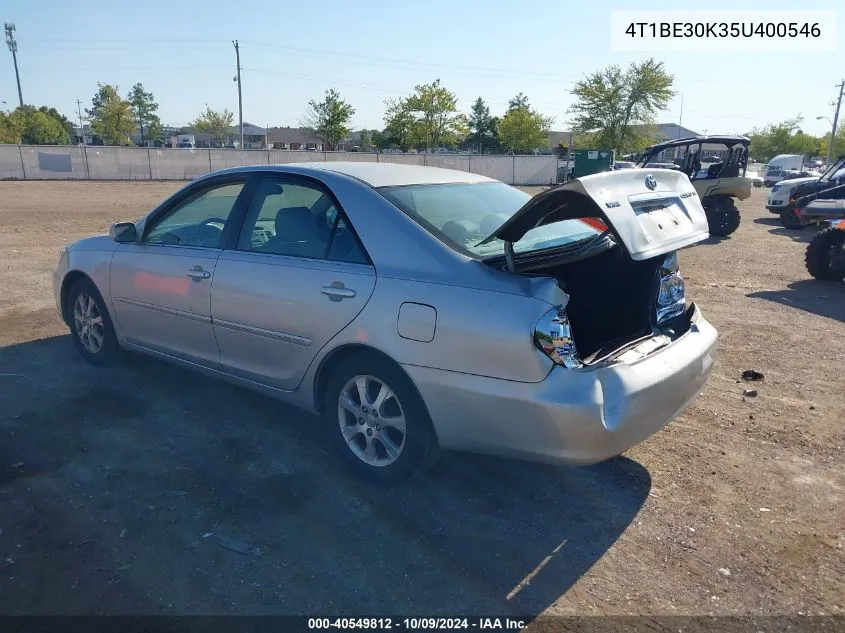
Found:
321,284 -> 356,299
186,267 -> 211,280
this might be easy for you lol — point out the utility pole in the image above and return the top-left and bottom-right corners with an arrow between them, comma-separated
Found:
75,99 -> 84,144
825,79 -> 844,167
233,40 -> 243,149
4,23 -> 23,107
678,93 -> 684,137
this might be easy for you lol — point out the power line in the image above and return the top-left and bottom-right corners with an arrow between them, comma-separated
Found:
4,22 -> 23,107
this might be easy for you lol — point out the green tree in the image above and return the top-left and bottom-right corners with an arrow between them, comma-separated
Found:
86,84 -> 134,145
38,107 -> 75,140
370,129 -> 388,150
569,58 -> 674,153
508,92 -> 530,112
820,127 -> 845,162
0,105 -> 70,144
466,97 -> 499,153
0,110 -> 24,143
193,105 -> 234,146
358,128 -> 372,149
127,83 -> 160,145
497,97 -> 553,154
747,116 -> 822,161
402,79 -> 467,150
303,89 -> 355,151
382,98 -> 417,150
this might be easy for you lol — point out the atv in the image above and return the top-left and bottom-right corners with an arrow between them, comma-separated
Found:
806,220 -> 845,281
637,135 -> 751,237
778,155 -> 845,229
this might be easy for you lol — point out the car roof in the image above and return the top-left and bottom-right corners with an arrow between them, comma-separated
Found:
207,161 -> 497,188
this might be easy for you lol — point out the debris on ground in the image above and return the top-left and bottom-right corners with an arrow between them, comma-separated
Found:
119,529 -> 126,538
759,508 -> 772,512
742,370 -> 764,381
10,462 -> 24,469
743,389 -> 758,397
718,568 -> 732,577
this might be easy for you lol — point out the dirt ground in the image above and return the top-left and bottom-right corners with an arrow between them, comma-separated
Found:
0,181 -> 843,620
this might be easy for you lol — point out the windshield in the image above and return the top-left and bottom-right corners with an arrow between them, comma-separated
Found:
377,182 -> 600,258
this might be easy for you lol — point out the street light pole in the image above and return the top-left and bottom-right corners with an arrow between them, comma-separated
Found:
4,23 -> 23,107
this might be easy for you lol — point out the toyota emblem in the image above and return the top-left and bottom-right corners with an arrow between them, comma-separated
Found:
645,175 -> 657,190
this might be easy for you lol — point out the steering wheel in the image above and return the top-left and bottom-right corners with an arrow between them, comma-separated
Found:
200,217 -> 228,229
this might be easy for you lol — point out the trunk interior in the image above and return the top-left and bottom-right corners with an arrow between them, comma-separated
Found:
542,247 -> 662,360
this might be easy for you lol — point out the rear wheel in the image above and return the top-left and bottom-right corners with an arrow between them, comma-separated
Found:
780,208 -> 806,229
805,227 -> 845,281
705,198 -> 740,236
322,353 -> 439,484
67,278 -> 120,365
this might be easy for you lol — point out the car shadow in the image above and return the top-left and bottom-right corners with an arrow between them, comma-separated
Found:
752,217 -> 817,243
0,336 -> 651,617
747,279 -> 845,323
699,234 -> 731,245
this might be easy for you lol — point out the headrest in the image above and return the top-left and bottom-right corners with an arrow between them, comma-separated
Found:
275,207 -> 319,242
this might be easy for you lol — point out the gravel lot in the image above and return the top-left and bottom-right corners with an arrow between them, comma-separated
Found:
0,181 -> 843,618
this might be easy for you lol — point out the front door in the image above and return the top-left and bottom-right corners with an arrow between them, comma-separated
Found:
109,178 -> 249,367
210,174 -> 376,390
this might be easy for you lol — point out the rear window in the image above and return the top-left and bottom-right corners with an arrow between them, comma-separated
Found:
377,182 -> 600,258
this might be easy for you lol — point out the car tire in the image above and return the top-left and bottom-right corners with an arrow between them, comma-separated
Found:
705,198 -> 741,236
780,209 -> 806,229
322,353 -> 439,484
805,227 -> 845,281
66,277 -> 120,366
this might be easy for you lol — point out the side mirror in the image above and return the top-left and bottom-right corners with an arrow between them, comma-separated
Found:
110,222 -> 138,243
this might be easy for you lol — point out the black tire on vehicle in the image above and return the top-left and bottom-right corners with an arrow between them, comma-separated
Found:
780,208 -> 806,229
705,198 -> 741,236
805,227 -> 845,281
322,353 -> 439,484
66,277 -> 120,365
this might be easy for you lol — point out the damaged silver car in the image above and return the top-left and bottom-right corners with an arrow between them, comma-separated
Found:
54,162 -> 717,483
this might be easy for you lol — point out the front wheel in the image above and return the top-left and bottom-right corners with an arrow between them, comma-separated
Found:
67,278 -> 120,365
780,208 -> 806,229
705,198 -> 741,236
323,354 -> 439,484
805,227 -> 845,281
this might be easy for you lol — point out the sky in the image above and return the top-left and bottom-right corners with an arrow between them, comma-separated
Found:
1,0 -> 842,137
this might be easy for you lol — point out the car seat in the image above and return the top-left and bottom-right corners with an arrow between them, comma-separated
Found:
260,206 -> 325,258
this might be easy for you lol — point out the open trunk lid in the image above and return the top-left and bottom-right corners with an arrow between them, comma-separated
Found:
478,169 -> 709,261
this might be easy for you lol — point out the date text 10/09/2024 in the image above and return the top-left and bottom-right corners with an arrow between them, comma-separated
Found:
307,618 -> 527,630
624,22 -> 822,38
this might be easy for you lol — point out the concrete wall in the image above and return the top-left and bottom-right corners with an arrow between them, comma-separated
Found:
0,146 -> 558,185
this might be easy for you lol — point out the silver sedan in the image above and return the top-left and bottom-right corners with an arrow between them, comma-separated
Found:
54,162 -> 718,483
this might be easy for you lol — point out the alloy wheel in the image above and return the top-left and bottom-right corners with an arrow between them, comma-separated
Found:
337,374 -> 407,467
73,292 -> 105,354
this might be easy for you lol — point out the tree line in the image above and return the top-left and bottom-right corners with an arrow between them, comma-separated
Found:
8,58 -> 836,159
746,115 -> 845,163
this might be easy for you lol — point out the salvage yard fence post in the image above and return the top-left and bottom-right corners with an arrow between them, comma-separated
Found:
147,147 -> 153,180
17,143 -> 26,180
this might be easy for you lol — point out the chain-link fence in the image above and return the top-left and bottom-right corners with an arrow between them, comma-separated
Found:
0,145 -> 557,185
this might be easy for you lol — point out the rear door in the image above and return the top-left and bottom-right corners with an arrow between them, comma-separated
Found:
479,168 -> 709,261
109,176 -> 250,366
211,174 -> 376,390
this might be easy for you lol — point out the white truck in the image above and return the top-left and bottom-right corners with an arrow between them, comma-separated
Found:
762,154 -> 805,185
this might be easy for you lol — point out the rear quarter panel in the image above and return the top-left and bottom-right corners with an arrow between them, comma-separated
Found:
324,277 -> 557,384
